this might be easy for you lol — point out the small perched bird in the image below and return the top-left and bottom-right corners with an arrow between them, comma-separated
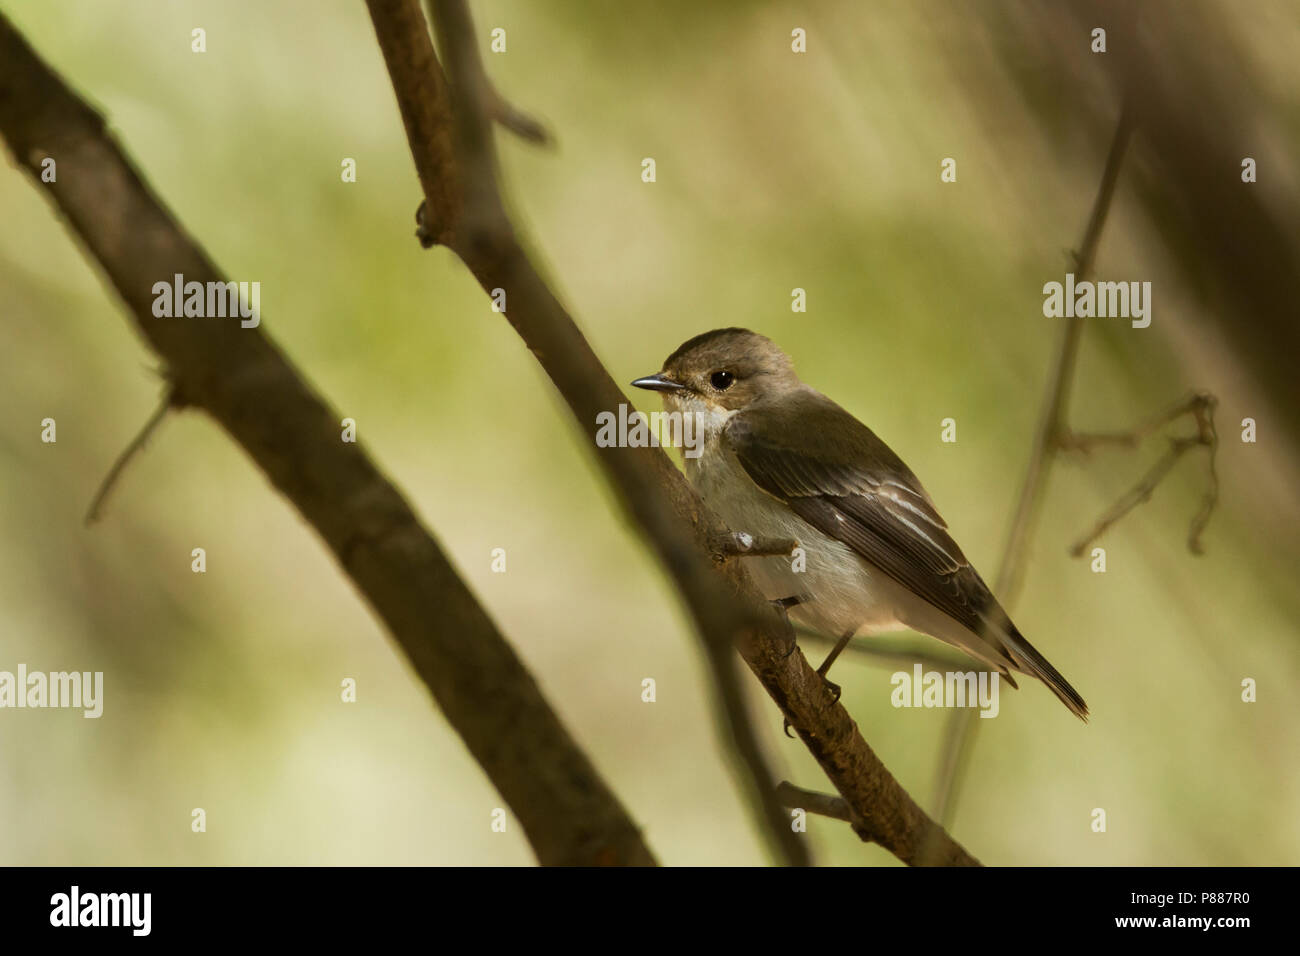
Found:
633,328 -> 1087,720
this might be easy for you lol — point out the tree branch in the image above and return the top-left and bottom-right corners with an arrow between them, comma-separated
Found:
708,530 -> 801,560
84,386 -> 177,524
1066,391 -> 1219,556
0,11 -> 654,867
930,103 -> 1137,831
403,0 -> 805,868
488,83 -> 551,145
364,0 -> 979,865
776,781 -> 853,824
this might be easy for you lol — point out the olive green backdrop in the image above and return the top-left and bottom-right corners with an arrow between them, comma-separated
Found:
1,0 -> 1296,865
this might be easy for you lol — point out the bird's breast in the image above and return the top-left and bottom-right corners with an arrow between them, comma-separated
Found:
686,445 -> 905,637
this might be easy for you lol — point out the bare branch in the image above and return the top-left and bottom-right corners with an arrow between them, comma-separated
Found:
1186,397 -> 1220,555
1068,437 -> 1196,554
424,0 -> 511,257
1057,391 -> 1209,453
708,530 -> 800,561
1066,392 -> 1219,556
489,82 -> 551,145
84,387 -> 177,525
999,101 -> 1137,607
366,0 -> 460,247
1066,390 -> 1216,554
777,781 -> 853,824
416,0 -> 800,868
930,103 -> 1136,832
0,11 -> 655,867
369,0 -> 978,866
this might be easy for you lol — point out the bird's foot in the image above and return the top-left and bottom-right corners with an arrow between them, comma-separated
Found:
769,595 -> 805,659
820,675 -> 842,704
783,658 -> 843,738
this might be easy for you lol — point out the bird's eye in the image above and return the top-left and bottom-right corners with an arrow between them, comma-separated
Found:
710,370 -> 735,391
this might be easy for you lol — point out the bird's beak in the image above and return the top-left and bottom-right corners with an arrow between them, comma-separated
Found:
631,373 -> 687,393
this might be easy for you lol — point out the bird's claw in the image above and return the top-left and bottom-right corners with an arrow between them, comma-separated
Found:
769,595 -> 803,658
823,677 -> 842,704
782,669 -> 843,738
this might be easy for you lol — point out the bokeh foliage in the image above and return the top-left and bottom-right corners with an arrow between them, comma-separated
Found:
1,0 -> 1296,865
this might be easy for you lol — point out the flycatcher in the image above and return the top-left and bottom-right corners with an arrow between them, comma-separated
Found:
632,328 -> 1088,720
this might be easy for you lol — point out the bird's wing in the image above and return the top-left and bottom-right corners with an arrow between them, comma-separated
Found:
725,389 -> 1090,721
723,389 -> 1001,643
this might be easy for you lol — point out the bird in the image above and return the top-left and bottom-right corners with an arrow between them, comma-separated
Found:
631,328 -> 1088,720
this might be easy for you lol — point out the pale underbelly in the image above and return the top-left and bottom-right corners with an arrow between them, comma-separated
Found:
691,455 -> 908,638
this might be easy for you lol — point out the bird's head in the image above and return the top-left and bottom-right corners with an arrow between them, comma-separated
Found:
631,328 -> 799,417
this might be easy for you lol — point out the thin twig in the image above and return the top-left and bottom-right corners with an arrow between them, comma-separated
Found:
1068,437 -> 1196,554
1186,397 -> 1220,555
1000,101 -> 1136,606
929,102 -> 1136,833
84,389 -> 174,524
708,530 -> 800,560
1067,392 -> 1219,556
1058,391 -> 1208,453
490,83 -> 551,145
776,781 -> 853,824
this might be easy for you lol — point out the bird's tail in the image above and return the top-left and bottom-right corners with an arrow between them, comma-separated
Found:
998,624 -> 1089,722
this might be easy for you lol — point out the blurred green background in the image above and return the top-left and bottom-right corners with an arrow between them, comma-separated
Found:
2,0 -> 1297,865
